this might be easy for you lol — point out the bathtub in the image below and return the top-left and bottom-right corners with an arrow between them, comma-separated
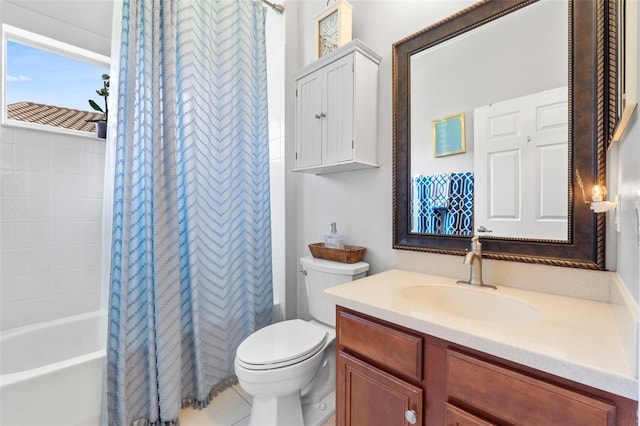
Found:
0,311 -> 106,426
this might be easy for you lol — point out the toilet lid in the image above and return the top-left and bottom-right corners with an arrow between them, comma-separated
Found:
236,319 -> 327,370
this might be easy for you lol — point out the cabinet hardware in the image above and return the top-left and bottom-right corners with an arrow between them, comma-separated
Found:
405,409 -> 417,424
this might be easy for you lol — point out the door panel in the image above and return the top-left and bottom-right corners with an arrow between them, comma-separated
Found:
338,352 -> 422,426
295,71 -> 323,168
324,55 -> 354,164
474,87 -> 568,239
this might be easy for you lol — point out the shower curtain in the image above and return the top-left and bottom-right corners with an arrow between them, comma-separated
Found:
103,1 -> 273,425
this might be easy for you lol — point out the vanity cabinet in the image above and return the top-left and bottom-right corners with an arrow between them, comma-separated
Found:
293,40 -> 381,174
336,307 -> 637,426
337,310 -> 424,425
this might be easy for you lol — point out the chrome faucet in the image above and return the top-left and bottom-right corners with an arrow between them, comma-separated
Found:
457,236 -> 497,289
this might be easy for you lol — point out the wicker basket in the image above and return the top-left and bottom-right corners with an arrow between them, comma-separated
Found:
308,243 -> 366,264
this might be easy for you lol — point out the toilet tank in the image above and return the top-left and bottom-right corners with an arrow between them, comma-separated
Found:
300,256 -> 369,327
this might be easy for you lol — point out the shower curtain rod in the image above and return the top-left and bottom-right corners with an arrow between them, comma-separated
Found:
261,0 -> 285,14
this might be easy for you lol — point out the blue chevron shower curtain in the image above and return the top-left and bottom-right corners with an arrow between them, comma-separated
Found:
103,1 -> 273,425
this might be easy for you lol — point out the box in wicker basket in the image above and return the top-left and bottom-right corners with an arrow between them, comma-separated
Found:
308,243 -> 366,264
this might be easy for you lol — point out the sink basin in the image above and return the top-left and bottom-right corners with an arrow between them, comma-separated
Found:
400,285 -> 540,323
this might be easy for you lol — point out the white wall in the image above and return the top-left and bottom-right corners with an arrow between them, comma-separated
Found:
613,0 -> 640,305
0,0 -> 112,330
287,0 -> 640,319
288,0 -> 476,319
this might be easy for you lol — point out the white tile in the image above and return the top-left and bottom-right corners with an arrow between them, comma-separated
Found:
51,244 -> 101,271
231,416 -> 250,426
0,275 -> 16,303
232,384 -> 252,405
14,143 -> 51,172
1,127 -> 14,145
50,267 -> 100,294
50,289 -> 101,319
1,249 -> 15,277
14,297 -> 54,327
52,172 -> 84,197
14,128 -> 51,148
14,271 -> 52,301
13,197 -> 51,222
85,175 -> 105,198
1,169 -> 26,197
52,198 -> 102,222
25,171 -> 51,197
1,143 -> 15,169
15,222 -> 52,248
86,153 -> 106,177
52,134 -> 88,152
52,147 -> 86,174
180,386 -> 251,426
2,223 -> 16,250
52,221 -> 101,246
86,138 -> 107,155
0,302 -> 16,330
14,247 -> 50,275
1,197 -> 17,222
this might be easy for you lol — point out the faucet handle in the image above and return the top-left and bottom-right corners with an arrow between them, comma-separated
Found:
471,235 -> 481,252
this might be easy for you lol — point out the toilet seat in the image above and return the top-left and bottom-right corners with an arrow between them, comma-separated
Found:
236,319 -> 327,370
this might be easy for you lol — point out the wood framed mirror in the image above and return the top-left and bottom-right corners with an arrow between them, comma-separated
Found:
392,0 -> 618,269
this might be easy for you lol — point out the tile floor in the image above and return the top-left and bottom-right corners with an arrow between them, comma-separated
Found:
179,385 -> 335,426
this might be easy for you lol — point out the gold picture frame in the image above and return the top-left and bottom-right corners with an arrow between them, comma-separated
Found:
432,113 -> 466,157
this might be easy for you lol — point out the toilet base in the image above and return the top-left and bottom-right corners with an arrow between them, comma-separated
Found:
302,390 -> 335,426
248,392 -> 304,426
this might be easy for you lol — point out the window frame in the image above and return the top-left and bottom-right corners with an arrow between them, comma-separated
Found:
1,24 -> 111,137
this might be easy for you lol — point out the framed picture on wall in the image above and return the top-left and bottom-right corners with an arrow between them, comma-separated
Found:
432,113 -> 466,157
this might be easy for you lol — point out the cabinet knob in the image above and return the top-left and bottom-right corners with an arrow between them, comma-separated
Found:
314,112 -> 327,119
405,409 -> 417,424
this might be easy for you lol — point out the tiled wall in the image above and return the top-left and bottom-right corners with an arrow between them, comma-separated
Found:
1,125 -> 105,330
267,10 -> 286,320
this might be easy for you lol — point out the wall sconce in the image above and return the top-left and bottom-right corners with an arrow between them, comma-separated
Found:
590,185 -> 618,213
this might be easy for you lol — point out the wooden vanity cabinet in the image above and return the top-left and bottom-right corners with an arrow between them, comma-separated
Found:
335,307 -> 638,426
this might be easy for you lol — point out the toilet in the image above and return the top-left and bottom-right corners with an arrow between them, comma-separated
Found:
234,256 -> 369,426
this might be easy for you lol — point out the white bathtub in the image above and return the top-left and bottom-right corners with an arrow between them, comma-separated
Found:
0,311 -> 106,426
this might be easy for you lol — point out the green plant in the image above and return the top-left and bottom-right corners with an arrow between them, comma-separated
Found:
88,74 -> 109,122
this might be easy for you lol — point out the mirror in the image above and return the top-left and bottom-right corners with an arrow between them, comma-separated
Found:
393,0 -> 618,269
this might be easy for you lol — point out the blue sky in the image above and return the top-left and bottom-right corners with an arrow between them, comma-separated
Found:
6,41 -> 109,112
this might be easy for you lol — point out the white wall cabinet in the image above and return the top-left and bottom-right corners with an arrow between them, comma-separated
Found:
294,40 -> 381,174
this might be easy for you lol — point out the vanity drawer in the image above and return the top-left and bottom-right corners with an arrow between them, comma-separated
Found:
445,403 -> 495,426
446,350 -> 616,426
337,310 -> 423,381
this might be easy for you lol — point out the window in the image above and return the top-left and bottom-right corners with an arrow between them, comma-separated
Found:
2,24 -> 110,135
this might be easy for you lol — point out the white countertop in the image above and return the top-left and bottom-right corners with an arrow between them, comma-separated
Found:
324,269 -> 638,400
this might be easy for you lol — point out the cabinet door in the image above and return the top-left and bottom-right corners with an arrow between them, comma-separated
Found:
323,54 -> 355,165
338,351 -> 422,426
295,70 -> 323,168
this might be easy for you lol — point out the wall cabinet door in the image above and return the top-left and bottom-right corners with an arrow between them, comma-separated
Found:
323,54 -> 355,165
295,70 -> 323,168
295,54 -> 353,169
337,351 -> 423,426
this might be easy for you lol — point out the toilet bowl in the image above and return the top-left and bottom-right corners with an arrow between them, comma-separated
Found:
234,256 -> 369,426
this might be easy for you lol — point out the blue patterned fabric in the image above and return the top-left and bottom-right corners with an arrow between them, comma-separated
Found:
103,1 -> 273,425
411,172 -> 474,235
